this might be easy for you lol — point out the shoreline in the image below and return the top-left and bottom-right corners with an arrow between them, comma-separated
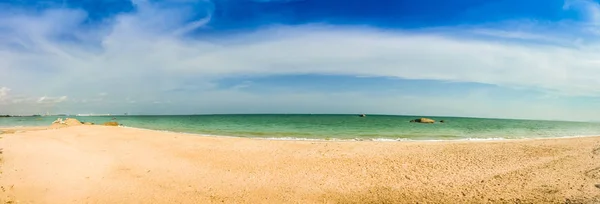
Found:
4,124 -> 600,143
1,125 -> 600,203
4,115 -> 600,142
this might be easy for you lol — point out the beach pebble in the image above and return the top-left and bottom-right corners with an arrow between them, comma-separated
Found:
595,184 -> 600,189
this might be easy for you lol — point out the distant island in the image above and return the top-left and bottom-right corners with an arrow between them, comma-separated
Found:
0,114 -> 45,117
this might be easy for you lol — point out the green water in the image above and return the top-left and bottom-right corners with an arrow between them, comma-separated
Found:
1,115 -> 600,140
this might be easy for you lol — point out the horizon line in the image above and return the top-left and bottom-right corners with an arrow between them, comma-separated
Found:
2,113 -> 596,123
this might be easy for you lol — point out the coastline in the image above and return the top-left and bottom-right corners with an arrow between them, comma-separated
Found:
1,125 -> 600,203
10,124 -> 600,142
4,114 -> 600,141
81,125 -> 600,142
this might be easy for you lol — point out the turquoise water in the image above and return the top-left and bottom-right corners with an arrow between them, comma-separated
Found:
1,115 -> 600,140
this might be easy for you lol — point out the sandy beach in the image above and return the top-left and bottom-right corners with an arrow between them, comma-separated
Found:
1,125 -> 599,203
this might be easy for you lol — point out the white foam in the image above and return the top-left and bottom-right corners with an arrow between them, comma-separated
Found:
369,138 -> 411,142
463,137 -> 506,141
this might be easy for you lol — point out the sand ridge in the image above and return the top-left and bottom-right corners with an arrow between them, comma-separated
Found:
1,125 -> 600,203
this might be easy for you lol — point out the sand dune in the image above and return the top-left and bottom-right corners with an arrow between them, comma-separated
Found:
1,126 -> 600,203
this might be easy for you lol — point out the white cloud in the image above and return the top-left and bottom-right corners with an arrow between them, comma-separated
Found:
7,20 -> 600,96
183,28 -> 600,96
1,1 -> 600,119
0,87 -> 10,100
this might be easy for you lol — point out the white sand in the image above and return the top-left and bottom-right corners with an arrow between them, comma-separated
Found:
1,125 -> 599,203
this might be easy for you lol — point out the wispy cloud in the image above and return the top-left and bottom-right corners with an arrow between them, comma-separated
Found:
37,96 -> 68,104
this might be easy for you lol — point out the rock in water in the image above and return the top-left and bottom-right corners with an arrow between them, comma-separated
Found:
103,121 -> 119,126
50,118 -> 83,128
64,118 -> 83,126
420,118 -> 435,123
409,118 -> 435,124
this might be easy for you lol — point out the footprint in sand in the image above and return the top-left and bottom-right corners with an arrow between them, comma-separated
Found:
584,167 -> 600,179
593,147 -> 600,156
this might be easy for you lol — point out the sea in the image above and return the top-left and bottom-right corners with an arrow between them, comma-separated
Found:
1,114 -> 600,141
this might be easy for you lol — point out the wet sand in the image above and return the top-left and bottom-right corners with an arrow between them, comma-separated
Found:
1,125 -> 599,203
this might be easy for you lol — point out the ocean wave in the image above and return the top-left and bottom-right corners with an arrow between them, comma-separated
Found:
463,137 -> 506,141
257,137 -> 327,141
118,125 -> 599,142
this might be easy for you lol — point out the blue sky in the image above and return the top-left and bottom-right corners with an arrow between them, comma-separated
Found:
1,0 -> 600,121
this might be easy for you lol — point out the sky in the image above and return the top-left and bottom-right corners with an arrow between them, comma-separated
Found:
1,0 -> 600,121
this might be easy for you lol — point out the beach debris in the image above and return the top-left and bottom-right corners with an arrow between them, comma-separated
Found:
409,118 -> 435,124
103,121 -> 119,126
596,184 -> 600,189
